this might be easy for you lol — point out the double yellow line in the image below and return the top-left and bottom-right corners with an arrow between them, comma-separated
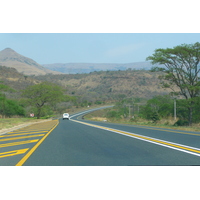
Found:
71,119 -> 200,157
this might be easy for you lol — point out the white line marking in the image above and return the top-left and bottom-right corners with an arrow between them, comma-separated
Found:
71,119 -> 200,157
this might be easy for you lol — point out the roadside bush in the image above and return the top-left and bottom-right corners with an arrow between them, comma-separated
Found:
95,101 -> 102,105
129,117 -> 135,122
0,98 -> 25,117
174,119 -> 189,126
106,110 -> 122,119
151,112 -> 160,123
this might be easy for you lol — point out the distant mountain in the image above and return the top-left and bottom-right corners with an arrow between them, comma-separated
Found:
42,62 -> 154,74
0,48 -> 156,75
0,48 -> 61,75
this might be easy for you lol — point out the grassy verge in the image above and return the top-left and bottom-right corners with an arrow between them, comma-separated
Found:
84,109 -> 200,132
0,118 -> 49,131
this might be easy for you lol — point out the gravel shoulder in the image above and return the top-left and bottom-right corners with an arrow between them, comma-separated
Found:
0,119 -> 53,136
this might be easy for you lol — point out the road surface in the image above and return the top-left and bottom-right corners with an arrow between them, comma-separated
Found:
1,107 -> 200,166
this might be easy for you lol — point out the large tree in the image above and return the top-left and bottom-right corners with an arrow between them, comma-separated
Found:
22,82 -> 64,119
146,42 -> 200,125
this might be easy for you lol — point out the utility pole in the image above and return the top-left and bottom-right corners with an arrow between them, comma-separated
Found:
174,97 -> 176,121
127,105 -> 131,118
125,104 -> 132,118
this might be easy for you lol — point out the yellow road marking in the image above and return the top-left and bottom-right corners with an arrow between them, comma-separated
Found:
71,119 -> 200,156
0,148 -> 29,158
7,130 -> 49,134
80,121 -> 200,136
16,120 -> 59,166
0,139 -> 39,148
6,121 -> 58,134
0,131 -> 48,137
129,125 -> 200,136
113,129 -> 200,154
0,134 -> 45,142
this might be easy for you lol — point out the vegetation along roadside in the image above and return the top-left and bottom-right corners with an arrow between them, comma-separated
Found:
85,42 -> 200,132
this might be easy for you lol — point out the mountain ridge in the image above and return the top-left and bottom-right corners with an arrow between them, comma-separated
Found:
0,48 -> 155,75
42,62 -> 154,74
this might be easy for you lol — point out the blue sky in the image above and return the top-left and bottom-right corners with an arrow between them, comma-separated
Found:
0,33 -> 200,64
1,1 -> 200,65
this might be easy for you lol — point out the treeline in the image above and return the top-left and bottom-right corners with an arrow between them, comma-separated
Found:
103,42 -> 200,126
0,94 -> 25,118
0,83 -> 25,118
106,95 -> 200,126
0,80 -> 107,119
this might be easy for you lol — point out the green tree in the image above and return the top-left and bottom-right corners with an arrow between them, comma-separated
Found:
0,82 -> 15,118
140,95 -> 173,120
3,99 -> 25,117
22,82 -> 64,119
146,42 -> 200,125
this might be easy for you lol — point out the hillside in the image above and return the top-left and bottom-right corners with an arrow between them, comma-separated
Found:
0,48 -> 62,75
42,62 -> 153,74
33,69 -> 174,101
0,64 -> 176,103
0,65 -> 41,98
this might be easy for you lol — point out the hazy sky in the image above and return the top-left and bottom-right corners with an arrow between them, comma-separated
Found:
0,33 -> 199,64
1,1 -> 199,65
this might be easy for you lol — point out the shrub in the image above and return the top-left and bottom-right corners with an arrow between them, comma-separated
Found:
106,110 -> 121,119
174,119 -> 189,126
151,112 -> 160,123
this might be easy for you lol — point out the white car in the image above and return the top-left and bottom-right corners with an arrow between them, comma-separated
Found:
63,113 -> 70,120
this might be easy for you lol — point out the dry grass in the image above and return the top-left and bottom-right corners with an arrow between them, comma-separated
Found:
85,112 -> 200,132
88,117 -> 107,121
0,118 -> 48,131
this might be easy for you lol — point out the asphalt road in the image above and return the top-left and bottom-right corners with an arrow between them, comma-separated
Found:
22,108 -> 200,166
